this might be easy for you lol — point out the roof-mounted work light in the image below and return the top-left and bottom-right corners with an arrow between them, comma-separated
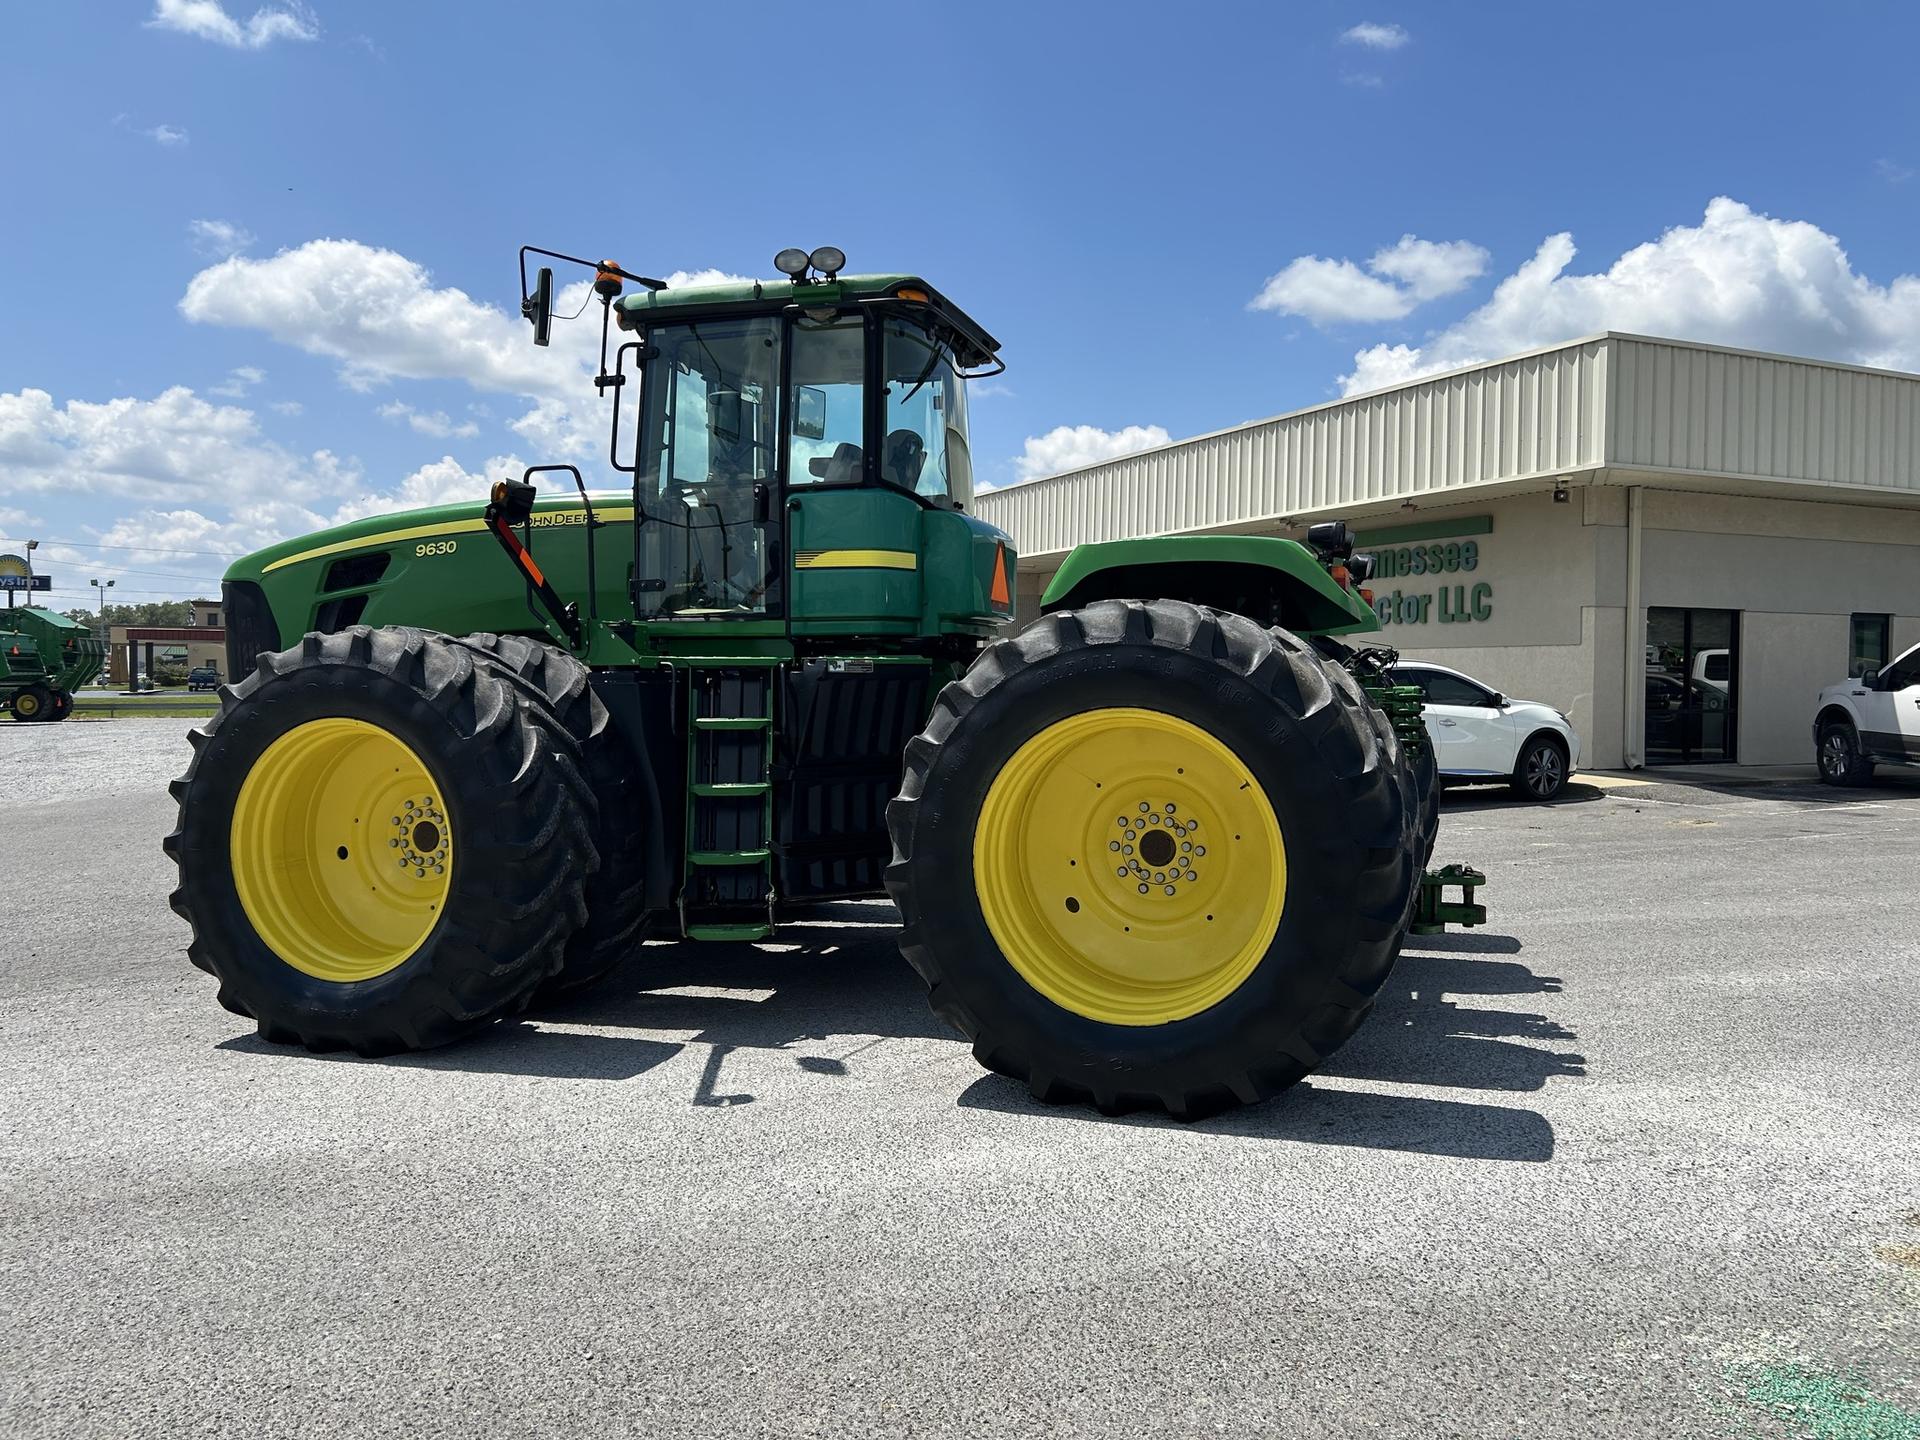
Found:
1306,521 -> 1355,559
808,246 -> 846,280
774,248 -> 811,278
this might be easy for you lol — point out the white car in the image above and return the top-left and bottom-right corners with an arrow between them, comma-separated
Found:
1388,661 -> 1583,800
1813,641 -> 1920,784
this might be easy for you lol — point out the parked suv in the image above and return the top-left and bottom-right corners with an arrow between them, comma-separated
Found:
1813,642 -> 1920,784
1389,661 -> 1583,800
186,665 -> 221,692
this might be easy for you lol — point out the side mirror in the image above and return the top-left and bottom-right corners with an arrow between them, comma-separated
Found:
522,266 -> 554,347
1489,692 -> 1508,707
793,386 -> 827,441
1859,668 -> 1881,690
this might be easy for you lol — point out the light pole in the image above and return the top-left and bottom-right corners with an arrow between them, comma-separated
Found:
91,577 -> 115,689
24,539 -> 37,608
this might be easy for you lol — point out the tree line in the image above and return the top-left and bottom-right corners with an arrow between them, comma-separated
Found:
59,600 -> 198,630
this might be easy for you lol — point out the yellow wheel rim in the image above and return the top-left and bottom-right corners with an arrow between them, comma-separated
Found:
230,718 -> 453,982
972,707 -> 1286,1026
15,692 -> 40,719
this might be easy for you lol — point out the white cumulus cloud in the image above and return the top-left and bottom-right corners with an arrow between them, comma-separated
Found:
189,218 -> 255,257
663,269 -> 754,289
376,401 -> 479,440
1340,22 -> 1409,49
147,123 -> 190,146
209,365 -> 266,398
180,239 -> 563,395
1014,424 -> 1173,482
0,385 -> 355,506
179,239 -> 756,472
1340,197 -> 1920,394
1253,235 -> 1488,325
332,453 -> 529,522
147,0 -> 318,49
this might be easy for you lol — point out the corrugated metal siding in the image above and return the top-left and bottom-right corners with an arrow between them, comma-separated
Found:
977,340 -> 1610,556
1608,336 -> 1920,496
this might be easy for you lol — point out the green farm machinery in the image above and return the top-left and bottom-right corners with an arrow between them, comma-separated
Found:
167,246 -> 1482,1117
2,608 -> 104,722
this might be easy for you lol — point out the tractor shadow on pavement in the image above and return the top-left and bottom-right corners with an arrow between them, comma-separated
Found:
219,905 -> 1580,1160
217,1023 -> 686,1082
1438,781 -> 1607,813
958,930 -> 1578,1162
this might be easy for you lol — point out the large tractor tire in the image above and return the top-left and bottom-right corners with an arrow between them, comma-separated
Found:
454,633 -> 651,995
10,683 -> 53,722
50,689 -> 75,722
164,626 -> 597,1055
886,599 -> 1419,1120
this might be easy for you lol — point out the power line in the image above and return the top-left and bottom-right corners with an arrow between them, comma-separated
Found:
40,586 -> 218,600
57,559 -> 225,584
0,536 -> 247,560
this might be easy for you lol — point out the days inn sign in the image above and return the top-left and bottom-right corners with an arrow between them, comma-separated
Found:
0,553 -> 49,593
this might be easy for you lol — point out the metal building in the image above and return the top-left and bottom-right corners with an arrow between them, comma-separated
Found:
974,332 -> 1920,769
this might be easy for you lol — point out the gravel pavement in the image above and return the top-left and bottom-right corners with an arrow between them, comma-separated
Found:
3,717 -> 1917,1438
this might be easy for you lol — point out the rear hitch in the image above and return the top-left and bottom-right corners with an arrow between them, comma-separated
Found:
1411,864 -> 1487,935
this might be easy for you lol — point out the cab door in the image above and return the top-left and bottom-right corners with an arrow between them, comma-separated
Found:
782,313 -> 921,632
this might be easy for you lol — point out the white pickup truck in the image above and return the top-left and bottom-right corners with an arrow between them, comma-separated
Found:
1813,641 -> 1920,784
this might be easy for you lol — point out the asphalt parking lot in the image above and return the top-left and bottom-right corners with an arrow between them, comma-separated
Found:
4,718 -> 1918,1439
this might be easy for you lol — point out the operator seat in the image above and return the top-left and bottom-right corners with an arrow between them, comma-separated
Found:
882,429 -> 926,491
807,442 -> 863,484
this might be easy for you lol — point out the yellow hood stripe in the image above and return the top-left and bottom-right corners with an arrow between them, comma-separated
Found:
792,549 -> 918,571
261,505 -> 638,574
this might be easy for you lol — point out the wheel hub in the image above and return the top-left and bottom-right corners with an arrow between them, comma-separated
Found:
230,718 -> 454,982
1108,801 -> 1206,898
973,708 -> 1286,1026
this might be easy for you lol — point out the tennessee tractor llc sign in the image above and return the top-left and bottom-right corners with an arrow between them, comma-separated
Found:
1358,519 -> 1493,629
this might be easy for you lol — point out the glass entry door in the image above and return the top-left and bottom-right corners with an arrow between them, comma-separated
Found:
1645,607 -> 1739,764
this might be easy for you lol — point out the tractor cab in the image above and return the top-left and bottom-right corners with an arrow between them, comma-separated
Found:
495,247 -> 1012,652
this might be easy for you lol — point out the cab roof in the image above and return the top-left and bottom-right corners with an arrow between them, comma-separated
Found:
614,273 -> 1001,372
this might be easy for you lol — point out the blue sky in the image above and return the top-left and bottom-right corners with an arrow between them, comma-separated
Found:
4,0 -> 1919,606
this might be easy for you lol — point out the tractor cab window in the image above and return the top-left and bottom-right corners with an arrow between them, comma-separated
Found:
787,314 -> 866,486
636,316 -> 780,618
882,318 -> 973,509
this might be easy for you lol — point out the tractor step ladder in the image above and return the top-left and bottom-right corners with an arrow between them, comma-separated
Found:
678,660 -> 779,942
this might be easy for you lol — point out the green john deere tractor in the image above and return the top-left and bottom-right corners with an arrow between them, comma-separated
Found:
167,245 -> 1482,1117
2,608 -> 103,721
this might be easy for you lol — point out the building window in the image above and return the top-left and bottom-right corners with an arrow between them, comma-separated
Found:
1850,613 -> 1890,678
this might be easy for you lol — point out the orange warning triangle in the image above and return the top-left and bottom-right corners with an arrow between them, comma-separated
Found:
989,543 -> 1011,608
